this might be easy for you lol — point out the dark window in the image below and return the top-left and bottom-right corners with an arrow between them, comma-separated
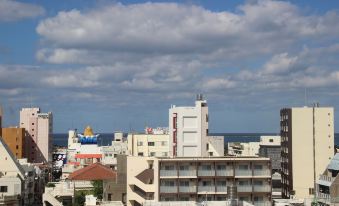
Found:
269,139 -> 273,142
108,194 -> 112,201
138,152 -> 143,156
16,145 -> 19,149
0,186 -> 8,192
148,142 -> 155,146
206,143 -> 209,150
206,114 -> 209,122
206,129 -> 208,135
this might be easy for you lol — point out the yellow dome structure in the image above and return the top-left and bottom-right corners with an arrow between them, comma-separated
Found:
84,126 -> 94,136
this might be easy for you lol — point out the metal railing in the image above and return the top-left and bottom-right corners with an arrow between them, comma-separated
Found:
179,186 -> 196,193
216,170 -> 233,176
198,186 -> 215,193
319,174 -> 335,183
179,170 -> 196,176
160,170 -> 177,177
253,185 -> 271,192
198,170 -> 215,176
235,170 -> 252,176
216,186 -> 227,192
237,185 -> 252,192
253,170 -> 270,176
160,186 -> 177,193
253,201 -> 271,206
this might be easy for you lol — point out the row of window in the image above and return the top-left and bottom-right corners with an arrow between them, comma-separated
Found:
137,141 -> 168,146
161,180 -> 266,186
162,164 -> 265,170
137,152 -> 168,157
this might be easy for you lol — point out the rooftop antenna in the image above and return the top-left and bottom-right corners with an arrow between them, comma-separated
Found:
304,88 -> 308,107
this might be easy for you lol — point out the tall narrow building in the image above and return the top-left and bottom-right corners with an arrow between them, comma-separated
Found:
169,94 -> 223,157
280,105 -> 334,199
20,108 -> 53,163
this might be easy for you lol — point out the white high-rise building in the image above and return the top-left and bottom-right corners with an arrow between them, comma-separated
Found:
280,105 -> 334,199
20,108 -> 53,163
169,95 -> 223,157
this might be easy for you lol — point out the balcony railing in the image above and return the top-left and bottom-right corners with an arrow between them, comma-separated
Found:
237,185 -> 252,192
198,186 -> 215,193
179,186 -> 196,193
253,170 -> 270,176
216,170 -> 233,176
235,170 -> 252,176
179,170 -> 196,176
253,185 -> 271,192
317,192 -> 330,200
198,170 -> 215,176
160,170 -> 177,177
160,186 -> 177,193
253,201 -> 271,206
319,174 -> 335,183
216,186 -> 227,192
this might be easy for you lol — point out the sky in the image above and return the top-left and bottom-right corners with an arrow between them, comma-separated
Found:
1,0 -> 339,133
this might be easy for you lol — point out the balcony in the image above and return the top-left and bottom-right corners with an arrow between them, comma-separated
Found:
237,185 -> 252,192
319,174 -> 335,183
235,170 -> 252,176
216,186 -> 227,193
198,170 -> 215,176
253,201 -> 271,206
317,192 -> 330,200
198,186 -> 215,193
179,186 -> 196,193
179,170 -> 196,177
253,169 -> 270,176
160,170 -> 177,177
253,185 -> 271,192
160,186 -> 177,193
216,169 -> 233,176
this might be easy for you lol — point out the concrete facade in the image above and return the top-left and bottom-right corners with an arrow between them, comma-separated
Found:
258,136 -> 281,172
280,106 -> 334,199
1,127 -> 25,159
126,156 -> 272,206
20,108 -> 53,163
169,95 -> 224,157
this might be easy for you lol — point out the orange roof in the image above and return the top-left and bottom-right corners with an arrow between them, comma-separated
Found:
75,154 -> 102,159
68,163 -> 117,181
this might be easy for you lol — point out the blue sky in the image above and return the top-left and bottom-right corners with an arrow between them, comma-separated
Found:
1,0 -> 339,133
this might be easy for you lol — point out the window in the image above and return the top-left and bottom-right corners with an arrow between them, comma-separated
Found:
138,152 -> 144,156
206,129 -> 208,135
309,188 -> 314,195
180,181 -> 189,186
201,165 -> 212,170
238,165 -> 249,170
269,139 -> 273,142
32,123 -> 34,125
150,152 -> 155,156
179,165 -> 189,170
164,165 -> 175,170
206,114 -> 209,122
108,194 -> 112,201
206,143 -> 209,150
216,165 -> 226,170
209,152 -> 213,156
253,180 -> 263,186
161,141 -> 167,146
148,142 -> 155,146
254,165 -> 263,170
16,145 -> 19,149
0,186 -> 8,192
162,152 -> 168,156
163,181 -> 175,186
137,141 -> 143,146
202,181 -> 211,186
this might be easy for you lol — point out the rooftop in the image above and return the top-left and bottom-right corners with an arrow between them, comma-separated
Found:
68,163 -> 116,181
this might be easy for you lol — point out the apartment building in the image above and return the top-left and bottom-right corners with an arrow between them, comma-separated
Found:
169,95 -> 224,157
1,127 -> 25,159
20,108 -> 53,163
227,142 -> 260,157
316,153 -> 339,205
127,156 -> 272,206
128,128 -> 170,157
258,136 -> 281,172
280,106 -> 334,199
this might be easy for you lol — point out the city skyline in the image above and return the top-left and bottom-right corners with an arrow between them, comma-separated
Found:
1,0 -> 339,133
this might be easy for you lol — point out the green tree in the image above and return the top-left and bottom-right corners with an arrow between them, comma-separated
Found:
74,191 -> 86,206
91,180 -> 103,200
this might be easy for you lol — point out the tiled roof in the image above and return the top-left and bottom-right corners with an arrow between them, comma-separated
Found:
68,163 -> 116,181
75,154 -> 102,158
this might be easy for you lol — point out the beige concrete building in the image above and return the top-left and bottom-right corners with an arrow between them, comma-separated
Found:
1,127 -> 25,159
20,108 -> 53,163
127,156 -> 272,206
169,95 -> 224,157
280,106 -> 334,199
127,128 -> 170,157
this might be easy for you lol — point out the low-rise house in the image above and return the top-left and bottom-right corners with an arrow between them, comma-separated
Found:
316,153 -> 339,205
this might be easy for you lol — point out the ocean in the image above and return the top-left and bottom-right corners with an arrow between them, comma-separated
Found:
53,133 -> 339,147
